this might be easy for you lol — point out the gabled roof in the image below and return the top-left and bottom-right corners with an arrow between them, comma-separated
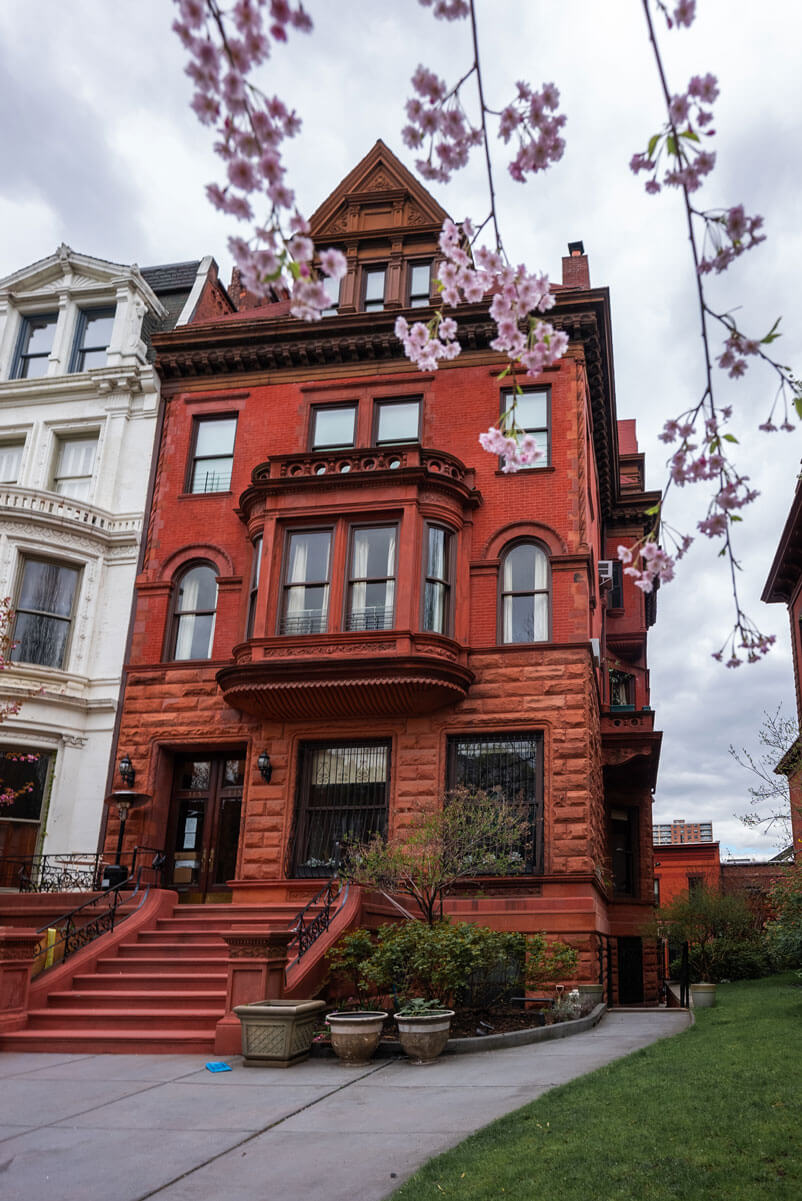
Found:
309,139 -> 450,241
0,244 -> 165,315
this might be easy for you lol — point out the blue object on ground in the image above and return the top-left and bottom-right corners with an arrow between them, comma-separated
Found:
204,1061 -> 233,1073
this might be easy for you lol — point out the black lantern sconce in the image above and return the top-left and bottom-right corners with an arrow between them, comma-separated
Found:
257,750 -> 272,783
118,754 -> 136,788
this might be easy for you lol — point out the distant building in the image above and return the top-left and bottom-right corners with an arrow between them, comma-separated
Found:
0,247 -> 228,876
653,819 -> 714,845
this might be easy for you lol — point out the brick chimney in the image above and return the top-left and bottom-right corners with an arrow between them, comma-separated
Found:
561,240 -> 589,289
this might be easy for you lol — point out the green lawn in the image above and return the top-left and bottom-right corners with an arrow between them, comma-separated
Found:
391,974 -> 802,1201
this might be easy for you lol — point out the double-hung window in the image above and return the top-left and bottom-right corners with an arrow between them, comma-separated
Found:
321,275 -> 341,317
500,388 -> 550,467
11,557 -> 81,669
52,435 -> 98,500
189,416 -> 237,494
311,404 -> 356,451
171,564 -> 218,660
347,525 -> 396,631
70,307 -> 115,372
363,267 -> 386,312
422,524 -> 452,635
500,542 -> 549,643
374,398 -> 420,445
281,530 -> 332,635
408,261 -> 432,307
13,313 -> 58,380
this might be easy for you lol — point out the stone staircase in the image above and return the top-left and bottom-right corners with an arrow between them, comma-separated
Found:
0,901 -> 304,1055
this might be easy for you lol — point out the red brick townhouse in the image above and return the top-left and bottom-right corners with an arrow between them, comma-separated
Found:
107,142 -> 663,1004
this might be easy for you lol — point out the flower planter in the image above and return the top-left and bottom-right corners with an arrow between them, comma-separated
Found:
326,1010 -> 388,1063
234,998 -> 326,1067
395,1009 -> 455,1063
577,985 -> 604,1007
690,982 -> 717,1009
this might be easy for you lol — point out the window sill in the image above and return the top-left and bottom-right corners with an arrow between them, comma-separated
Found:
179,490 -> 234,500
494,465 -> 555,477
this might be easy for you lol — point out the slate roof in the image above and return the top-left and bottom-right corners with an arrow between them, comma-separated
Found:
140,261 -> 202,361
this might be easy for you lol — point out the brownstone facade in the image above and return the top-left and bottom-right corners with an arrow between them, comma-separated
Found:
107,142 -> 662,1005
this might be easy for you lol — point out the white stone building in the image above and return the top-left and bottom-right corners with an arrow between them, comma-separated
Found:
0,246 -> 225,875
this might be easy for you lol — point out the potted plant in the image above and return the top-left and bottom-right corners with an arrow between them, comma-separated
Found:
233,998 -> 327,1067
394,997 -> 455,1063
325,1009 -> 389,1063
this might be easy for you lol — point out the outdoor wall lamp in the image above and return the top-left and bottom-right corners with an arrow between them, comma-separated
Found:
118,754 -> 135,788
257,750 -> 272,783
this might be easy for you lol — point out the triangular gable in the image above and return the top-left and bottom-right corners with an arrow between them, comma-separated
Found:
0,244 -> 163,313
309,139 -> 450,242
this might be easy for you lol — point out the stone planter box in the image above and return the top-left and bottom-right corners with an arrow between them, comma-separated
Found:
578,984 -> 604,1007
234,999 -> 326,1067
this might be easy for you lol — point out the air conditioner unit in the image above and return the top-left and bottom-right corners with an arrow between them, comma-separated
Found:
598,560 -> 614,587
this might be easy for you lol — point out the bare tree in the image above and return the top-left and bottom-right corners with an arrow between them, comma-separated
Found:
729,705 -> 800,847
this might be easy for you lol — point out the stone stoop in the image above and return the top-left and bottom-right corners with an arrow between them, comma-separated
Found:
0,901 -> 310,1055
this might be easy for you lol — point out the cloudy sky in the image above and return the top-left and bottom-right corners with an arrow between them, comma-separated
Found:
1,0 -> 799,857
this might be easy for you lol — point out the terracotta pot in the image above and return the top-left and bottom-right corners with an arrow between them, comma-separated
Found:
234,999 -> 327,1068
690,982 -> 717,1008
326,1010 -> 388,1063
395,1010 -> 454,1063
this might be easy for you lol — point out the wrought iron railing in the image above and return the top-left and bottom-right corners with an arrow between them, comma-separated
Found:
0,852 -> 103,893
0,846 -> 166,893
34,868 -> 151,972
286,878 -> 349,967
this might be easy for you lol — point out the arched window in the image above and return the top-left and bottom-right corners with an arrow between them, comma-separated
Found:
500,542 -> 549,643
171,564 -> 218,660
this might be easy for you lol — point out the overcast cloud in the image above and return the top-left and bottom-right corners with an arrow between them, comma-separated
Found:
1,0 -> 799,858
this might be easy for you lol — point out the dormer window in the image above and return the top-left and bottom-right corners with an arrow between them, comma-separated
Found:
363,267 -> 386,312
13,313 -> 58,380
70,307 -> 115,372
408,261 -> 432,308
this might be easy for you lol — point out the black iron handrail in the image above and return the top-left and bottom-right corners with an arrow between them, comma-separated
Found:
34,868 -> 151,970
287,878 -> 349,967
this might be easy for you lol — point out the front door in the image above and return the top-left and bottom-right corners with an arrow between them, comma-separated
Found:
617,936 -> 644,1005
168,754 -> 244,898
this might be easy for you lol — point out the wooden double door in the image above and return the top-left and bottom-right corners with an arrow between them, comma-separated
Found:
168,754 -> 244,898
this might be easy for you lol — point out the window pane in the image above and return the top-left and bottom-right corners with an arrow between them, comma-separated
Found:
175,612 -> 215,660
321,274 -> 340,315
364,268 -> 386,306
18,560 -> 79,617
0,749 -> 51,822
287,531 -> 331,583
54,436 -> 98,498
195,417 -> 237,457
427,526 -> 448,579
509,391 -> 548,430
376,400 -> 420,443
22,315 -> 58,357
191,457 -> 233,493
177,565 -> 218,613
0,442 -> 24,483
282,531 -> 331,634
503,545 -> 534,592
11,612 -> 71,668
409,262 -> 431,306
80,309 -> 115,349
313,406 -> 355,449
424,580 -> 446,633
448,733 -> 542,873
352,526 -> 396,578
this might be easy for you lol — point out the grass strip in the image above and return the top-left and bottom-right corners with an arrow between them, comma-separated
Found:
391,974 -> 802,1201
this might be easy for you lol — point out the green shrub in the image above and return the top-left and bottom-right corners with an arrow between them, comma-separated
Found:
669,936 -> 772,983
330,921 -> 578,1008
765,864 -> 802,969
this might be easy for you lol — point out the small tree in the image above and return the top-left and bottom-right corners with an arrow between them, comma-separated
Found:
651,887 -> 759,983
729,705 -> 800,848
340,786 -> 530,925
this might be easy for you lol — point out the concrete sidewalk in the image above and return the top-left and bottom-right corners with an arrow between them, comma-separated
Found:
0,1010 -> 690,1201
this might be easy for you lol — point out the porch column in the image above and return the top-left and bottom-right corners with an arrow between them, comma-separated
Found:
214,928 -> 294,1055
0,927 -> 41,1033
